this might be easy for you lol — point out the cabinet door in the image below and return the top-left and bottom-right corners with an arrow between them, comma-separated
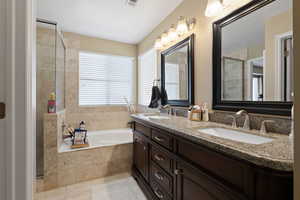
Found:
176,162 -> 241,200
134,132 -> 149,182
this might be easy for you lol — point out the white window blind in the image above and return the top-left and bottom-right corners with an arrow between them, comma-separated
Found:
79,52 -> 134,106
138,48 -> 157,106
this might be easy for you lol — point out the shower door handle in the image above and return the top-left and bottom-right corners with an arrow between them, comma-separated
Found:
0,102 -> 5,119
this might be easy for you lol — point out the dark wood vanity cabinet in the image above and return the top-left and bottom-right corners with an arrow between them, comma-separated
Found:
132,121 -> 293,200
133,131 -> 149,182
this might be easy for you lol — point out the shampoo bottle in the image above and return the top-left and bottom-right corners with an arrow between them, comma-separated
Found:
48,92 -> 56,113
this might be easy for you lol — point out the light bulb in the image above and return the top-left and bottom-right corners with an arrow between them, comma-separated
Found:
154,38 -> 162,49
168,25 -> 178,42
176,16 -> 188,36
205,0 -> 223,17
161,32 -> 169,46
222,0 -> 235,6
188,18 -> 197,30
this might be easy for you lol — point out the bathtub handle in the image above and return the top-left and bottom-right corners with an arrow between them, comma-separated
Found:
154,154 -> 165,161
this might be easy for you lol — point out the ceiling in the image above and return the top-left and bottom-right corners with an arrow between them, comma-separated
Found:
37,0 -> 184,44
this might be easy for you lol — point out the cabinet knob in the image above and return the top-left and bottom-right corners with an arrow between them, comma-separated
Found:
174,169 -> 183,175
143,146 -> 147,151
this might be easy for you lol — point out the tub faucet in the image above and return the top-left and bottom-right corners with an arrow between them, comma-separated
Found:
236,110 -> 250,130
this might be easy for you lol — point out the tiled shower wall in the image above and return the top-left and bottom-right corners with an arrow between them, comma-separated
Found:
36,25 -> 66,176
36,26 -> 56,177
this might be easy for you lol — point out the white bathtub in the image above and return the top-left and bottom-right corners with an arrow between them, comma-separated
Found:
59,128 -> 133,153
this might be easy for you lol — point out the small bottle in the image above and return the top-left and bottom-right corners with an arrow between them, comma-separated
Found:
202,103 -> 209,122
47,92 -> 56,113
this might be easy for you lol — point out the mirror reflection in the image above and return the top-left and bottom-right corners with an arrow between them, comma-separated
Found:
221,0 -> 293,102
165,45 -> 188,100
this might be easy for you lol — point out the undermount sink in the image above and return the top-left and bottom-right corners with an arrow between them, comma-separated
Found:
198,127 -> 274,145
148,115 -> 170,120
140,113 -> 171,120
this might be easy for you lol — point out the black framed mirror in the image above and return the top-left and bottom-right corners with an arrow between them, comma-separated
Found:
161,34 -> 194,107
213,0 -> 293,116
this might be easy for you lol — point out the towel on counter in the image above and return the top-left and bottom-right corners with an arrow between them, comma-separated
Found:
148,86 -> 161,108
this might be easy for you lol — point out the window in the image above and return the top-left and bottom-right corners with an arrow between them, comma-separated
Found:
79,52 -> 134,106
138,48 -> 157,106
165,63 -> 180,99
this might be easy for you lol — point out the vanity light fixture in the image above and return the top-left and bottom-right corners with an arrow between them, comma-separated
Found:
168,24 -> 178,42
188,18 -> 197,30
177,16 -> 189,36
205,0 -> 224,17
154,16 -> 196,49
161,32 -> 170,46
154,37 -> 163,49
222,0 -> 235,6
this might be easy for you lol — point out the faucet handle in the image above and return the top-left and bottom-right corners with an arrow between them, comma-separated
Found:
227,115 -> 237,128
260,120 -> 275,134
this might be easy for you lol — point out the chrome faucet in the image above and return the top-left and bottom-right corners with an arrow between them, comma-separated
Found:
227,115 -> 237,128
260,120 -> 275,134
160,104 -> 172,116
235,110 -> 250,130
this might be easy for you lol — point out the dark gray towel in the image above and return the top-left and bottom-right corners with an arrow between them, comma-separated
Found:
148,86 -> 161,108
160,87 -> 168,106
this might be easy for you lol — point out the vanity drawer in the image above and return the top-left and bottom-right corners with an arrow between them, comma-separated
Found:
150,162 -> 173,195
152,129 -> 173,150
150,180 -> 172,200
177,140 -> 248,192
151,147 -> 173,174
135,122 -> 151,137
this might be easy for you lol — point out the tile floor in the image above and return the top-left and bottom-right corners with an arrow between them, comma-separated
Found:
34,173 -> 147,200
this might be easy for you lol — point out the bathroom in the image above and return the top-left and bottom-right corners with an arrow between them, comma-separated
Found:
33,0 -> 294,199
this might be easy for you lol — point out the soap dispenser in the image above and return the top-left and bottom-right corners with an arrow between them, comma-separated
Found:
202,103 -> 209,122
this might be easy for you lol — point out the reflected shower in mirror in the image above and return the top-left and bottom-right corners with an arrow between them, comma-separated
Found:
221,0 -> 293,102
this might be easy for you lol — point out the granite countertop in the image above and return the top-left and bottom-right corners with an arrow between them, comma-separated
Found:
131,113 -> 293,172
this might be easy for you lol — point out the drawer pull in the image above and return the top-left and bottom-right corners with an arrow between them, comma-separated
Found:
154,154 -> 165,161
154,136 -> 165,142
174,169 -> 183,175
154,172 -> 164,181
154,188 -> 164,199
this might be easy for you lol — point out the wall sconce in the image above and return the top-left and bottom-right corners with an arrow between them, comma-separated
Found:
154,16 -> 196,50
205,0 -> 224,17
